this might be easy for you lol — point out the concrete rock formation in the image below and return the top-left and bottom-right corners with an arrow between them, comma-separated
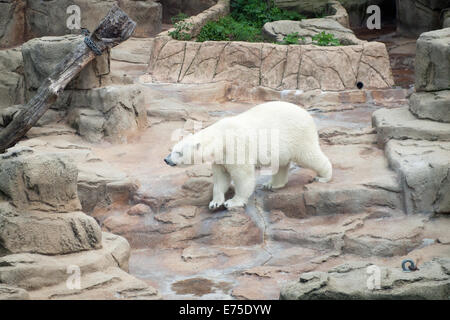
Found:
372,27 -> 450,215
281,258 -> 450,299
0,0 -> 163,48
148,38 -> 394,91
415,28 -> 450,92
262,18 -> 363,45
0,146 -> 160,299
22,35 -> 110,91
396,0 -> 450,36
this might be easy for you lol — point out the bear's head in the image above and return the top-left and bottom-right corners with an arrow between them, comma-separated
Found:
165,131 -> 218,167
165,134 -> 202,167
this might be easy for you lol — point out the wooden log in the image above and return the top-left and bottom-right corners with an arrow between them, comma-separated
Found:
0,6 -> 136,153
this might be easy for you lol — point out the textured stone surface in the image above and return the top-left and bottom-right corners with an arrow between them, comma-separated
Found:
25,0 -> 161,39
337,0 -> 384,27
396,0 -> 448,37
262,18 -> 362,45
0,0 -> 26,49
373,107 -> 450,146
149,39 -> 394,91
159,0 -> 218,24
22,35 -> 110,91
117,0 -> 162,37
0,232 -> 160,300
0,147 -> 81,212
0,285 -> 29,300
410,90 -> 450,123
263,144 -> 402,218
281,258 -> 450,299
160,0 -> 229,37
0,47 -> 25,108
385,140 -> 450,215
415,28 -> 450,92
67,85 -> 148,143
0,203 -> 102,255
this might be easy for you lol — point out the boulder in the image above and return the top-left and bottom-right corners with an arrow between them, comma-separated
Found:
337,0 -> 385,27
444,10 -> 450,28
0,0 -> 26,49
118,0 -> 162,37
409,90 -> 450,123
262,18 -> 363,45
22,35 -> 110,91
0,233 -> 132,291
0,203 -> 102,255
0,147 -> 82,212
0,47 -> 25,108
25,0 -> 162,39
372,107 -> 450,147
396,0 -> 446,37
385,140 -> 450,215
280,258 -> 450,299
67,85 -> 148,143
158,0 -> 218,24
415,28 -> 450,92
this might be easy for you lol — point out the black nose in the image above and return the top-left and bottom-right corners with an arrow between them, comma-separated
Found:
164,156 -> 176,167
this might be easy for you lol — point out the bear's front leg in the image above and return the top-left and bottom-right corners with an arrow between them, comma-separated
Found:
209,164 -> 231,210
224,164 -> 255,209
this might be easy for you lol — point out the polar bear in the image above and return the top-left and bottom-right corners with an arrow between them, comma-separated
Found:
164,101 -> 332,210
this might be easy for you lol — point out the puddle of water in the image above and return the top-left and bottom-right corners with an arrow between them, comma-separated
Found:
171,277 -> 233,297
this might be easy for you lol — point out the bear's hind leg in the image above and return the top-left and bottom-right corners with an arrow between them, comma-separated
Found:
209,164 -> 231,210
224,164 -> 255,209
296,147 -> 332,183
263,163 -> 290,190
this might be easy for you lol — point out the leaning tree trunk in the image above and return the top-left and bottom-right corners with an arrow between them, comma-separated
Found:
0,6 -> 136,153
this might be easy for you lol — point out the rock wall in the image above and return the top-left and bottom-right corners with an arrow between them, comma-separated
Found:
158,0 -> 218,23
148,37 -> 394,91
396,0 -> 450,37
159,0 -> 230,39
0,146 -> 160,299
372,27 -> 450,215
275,0 -> 350,28
0,35 -> 148,144
0,0 -> 162,49
0,47 -> 24,109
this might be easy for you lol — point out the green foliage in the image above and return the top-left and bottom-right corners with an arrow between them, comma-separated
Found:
197,0 -> 306,42
171,12 -> 190,24
282,32 -> 305,45
231,0 -> 306,29
169,14 -> 193,41
197,16 -> 262,42
311,31 -> 340,46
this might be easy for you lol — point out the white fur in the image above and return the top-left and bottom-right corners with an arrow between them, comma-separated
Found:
168,101 -> 332,209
